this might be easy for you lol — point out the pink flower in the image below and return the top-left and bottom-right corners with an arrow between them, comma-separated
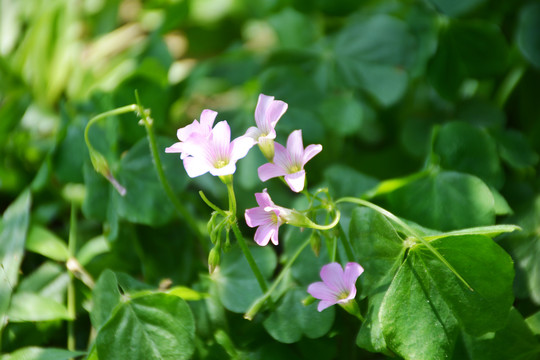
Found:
165,109 -> 216,159
307,262 -> 364,312
244,94 -> 288,144
245,189 -> 292,246
166,110 -> 255,177
258,130 -> 322,192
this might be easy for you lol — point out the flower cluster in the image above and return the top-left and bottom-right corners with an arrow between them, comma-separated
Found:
167,93 -> 363,313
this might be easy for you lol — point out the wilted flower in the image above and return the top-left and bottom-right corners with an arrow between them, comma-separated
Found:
166,110 -> 255,177
244,94 -> 288,160
307,262 -> 363,312
258,130 -> 322,192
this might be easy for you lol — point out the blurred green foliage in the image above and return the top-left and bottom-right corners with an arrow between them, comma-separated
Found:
1,0 -> 540,359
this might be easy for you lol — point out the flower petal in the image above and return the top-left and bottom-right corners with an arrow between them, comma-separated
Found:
343,262 -> 364,291
317,300 -> 337,312
284,170 -> 305,193
271,142 -> 289,170
165,142 -> 183,153
255,94 -> 274,130
245,207 -> 273,227
286,130 -> 304,166
307,282 -> 338,301
258,163 -> 287,182
254,222 -> 278,246
255,189 -> 275,208
230,135 -> 256,162
183,156 -> 211,178
267,100 -> 288,130
244,126 -> 263,141
303,144 -> 323,165
211,121 -> 231,157
209,162 -> 236,176
200,109 -> 217,129
320,262 -> 346,293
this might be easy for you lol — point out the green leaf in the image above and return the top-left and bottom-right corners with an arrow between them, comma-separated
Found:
429,21 -> 508,99
263,287 -> 335,344
91,270 -> 121,330
26,225 -> 70,262
325,164 -> 378,199
423,224 -> 520,241
495,129 -> 539,171
428,0 -> 486,17
76,235 -> 110,266
96,293 -> 195,360
115,136 -> 187,226
349,207 -> 405,297
0,190 -> 31,329
517,2 -> 540,68
317,93 -> 363,136
214,246 -> 277,313
525,310 -> 540,335
460,308 -> 540,360
387,170 -> 495,231
356,291 -> 391,355
331,14 -> 416,106
380,234 -> 514,359
434,121 -> 503,189
0,347 -> 86,360
7,292 -> 72,322
17,261 -> 69,304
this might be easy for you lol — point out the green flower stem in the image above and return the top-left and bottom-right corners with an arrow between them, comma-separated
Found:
139,110 -> 206,245
230,221 -> 269,295
225,181 -> 237,218
340,299 -> 364,322
336,221 -> 355,262
244,234 -> 312,320
67,205 -> 77,353
305,209 -> 341,230
199,191 -> 228,217
336,197 -> 473,291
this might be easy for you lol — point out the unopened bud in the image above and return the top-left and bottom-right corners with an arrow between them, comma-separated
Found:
208,247 -> 221,274
310,231 -> 322,257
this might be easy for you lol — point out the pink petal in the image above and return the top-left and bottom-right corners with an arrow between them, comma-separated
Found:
286,130 -> 304,166
245,207 -> 272,227
258,163 -> 287,182
200,109 -> 217,129
271,142 -> 289,170
320,262 -> 346,293
230,136 -> 256,162
284,171 -> 305,193
303,144 -> 323,165
165,142 -> 183,153
255,94 -> 274,130
244,126 -> 263,141
343,262 -> 364,291
254,189 -> 275,208
307,282 -> 338,301
317,300 -> 338,312
183,156 -> 211,178
266,100 -> 288,130
254,222 -> 278,246
211,121 -> 231,156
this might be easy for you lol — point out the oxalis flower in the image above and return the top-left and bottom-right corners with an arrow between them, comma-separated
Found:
258,130 -> 322,193
307,262 -> 364,312
165,109 -> 216,159
244,94 -> 288,160
245,189 -> 307,246
166,110 -> 255,177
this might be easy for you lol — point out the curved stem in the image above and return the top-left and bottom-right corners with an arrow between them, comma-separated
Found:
305,210 -> 341,230
244,235 -> 312,320
199,191 -> 228,217
336,197 -> 473,291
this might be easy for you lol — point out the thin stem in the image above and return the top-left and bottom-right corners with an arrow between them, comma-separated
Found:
226,182 -> 237,217
336,197 -> 473,291
200,191 -> 228,217
230,221 -> 269,295
305,209 -> 341,230
336,221 -> 355,262
140,110 -> 206,245
67,205 -> 77,354
244,235 -> 312,320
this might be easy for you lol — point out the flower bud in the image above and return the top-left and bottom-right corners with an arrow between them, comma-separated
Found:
208,246 -> 221,274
